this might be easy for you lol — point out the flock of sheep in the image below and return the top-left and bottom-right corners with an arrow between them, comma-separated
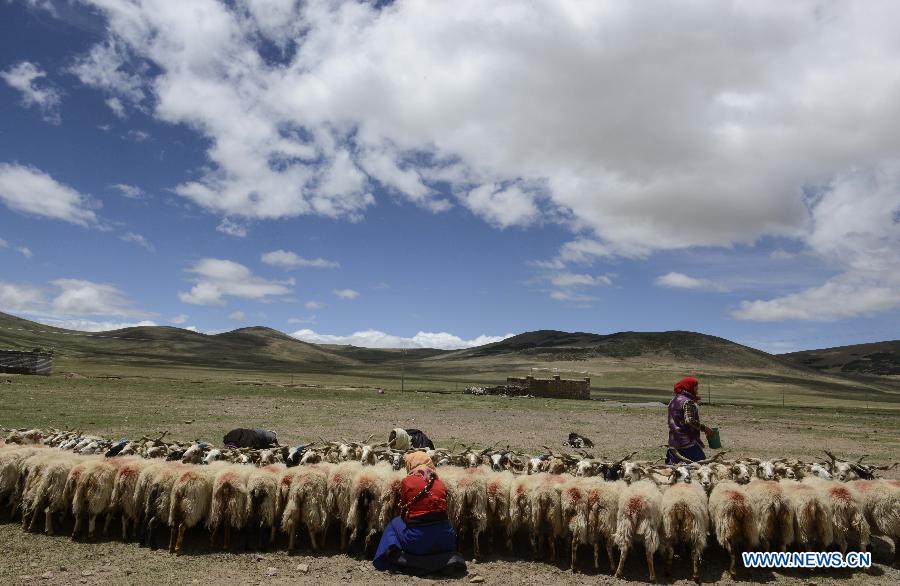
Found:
1,427 -> 898,583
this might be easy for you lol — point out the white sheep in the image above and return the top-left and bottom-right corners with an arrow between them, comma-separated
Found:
559,475 -> 591,571
614,479 -> 662,582
484,469 -> 513,554
280,463 -> 329,552
346,462 -> 395,553
168,464 -> 216,555
133,461 -> 181,547
745,479 -> 794,552
803,477 -> 869,553
245,463 -> 284,551
782,480 -> 834,551
584,477 -> 623,572
708,480 -> 758,579
70,458 -> 118,541
848,479 -> 899,566
109,456 -> 153,541
660,478 -> 709,583
507,472 -> 535,551
439,466 -> 490,560
208,462 -> 251,551
325,461 -> 363,550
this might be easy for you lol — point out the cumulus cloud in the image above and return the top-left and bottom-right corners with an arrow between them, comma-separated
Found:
1,61 -> 62,123
216,218 -> 248,238
1,278 -> 152,321
655,272 -> 721,290
49,278 -> 152,317
228,310 -> 245,321
0,282 -> 46,312
261,249 -> 339,269
291,328 -> 513,350
33,318 -> 158,332
733,164 -> 900,320
39,1 -> 900,321
0,237 -> 6,248
178,258 -> 293,305
16,246 -> 33,259
332,288 -> 359,300
0,163 -> 98,226
111,183 -> 144,199
120,232 -> 153,251
304,300 -> 324,311
106,96 -> 126,118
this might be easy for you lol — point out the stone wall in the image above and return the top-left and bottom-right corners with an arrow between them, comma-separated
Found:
506,375 -> 591,400
0,350 -> 53,376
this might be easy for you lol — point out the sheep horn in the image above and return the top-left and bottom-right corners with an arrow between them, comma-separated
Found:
666,448 -> 694,464
823,450 -> 839,464
615,451 -> 638,466
856,454 -> 869,464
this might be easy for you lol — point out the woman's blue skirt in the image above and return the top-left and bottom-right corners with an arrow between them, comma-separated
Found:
373,516 -> 457,571
666,444 -> 706,465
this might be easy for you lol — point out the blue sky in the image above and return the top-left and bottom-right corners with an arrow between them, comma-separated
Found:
1,1 -> 899,351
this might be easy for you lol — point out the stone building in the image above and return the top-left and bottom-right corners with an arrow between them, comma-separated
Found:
505,374 -> 591,400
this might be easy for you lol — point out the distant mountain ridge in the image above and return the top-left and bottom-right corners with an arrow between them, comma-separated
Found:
2,310 -> 889,376
781,341 -> 900,376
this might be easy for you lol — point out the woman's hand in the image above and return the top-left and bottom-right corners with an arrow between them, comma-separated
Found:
702,425 -> 714,439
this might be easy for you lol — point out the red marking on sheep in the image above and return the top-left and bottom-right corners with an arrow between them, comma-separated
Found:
587,491 -> 601,507
829,486 -> 851,503
220,471 -> 239,484
487,481 -> 500,496
726,490 -> 746,504
280,476 -> 293,486
853,481 -> 874,493
179,471 -> 194,482
516,485 -> 526,497
762,481 -> 780,494
625,495 -> 645,516
120,467 -> 139,478
567,487 -> 582,503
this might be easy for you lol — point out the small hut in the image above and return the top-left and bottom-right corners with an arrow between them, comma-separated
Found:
0,348 -> 54,376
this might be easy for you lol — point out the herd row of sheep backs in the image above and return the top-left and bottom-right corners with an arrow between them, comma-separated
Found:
1,429 -> 899,583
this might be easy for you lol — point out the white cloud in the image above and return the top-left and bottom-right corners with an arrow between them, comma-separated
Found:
43,1 -> 900,322
216,218 -> 248,238
332,288 -> 359,300
304,300 -> 324,311
0,282 -> 46,312
550,272 -> 612,288
261,249 -> 339,269
291,328 -> 513,350
111,183 -> 144,199
178,258 -> 293,305
120,232 -> 153,251
655,272 -> 716,290
228,310 -> 245,321
0,163 -> 98,226
49,278 -> 152,317
548,291 -> 599,304
460,183 -> 539,229
1,61 -> 62,123
169,313 -> 189,324
733,164 -> 900,321
126,129 -> 150,142
0,237 -> 6,248
32,318 -> 158,332
16,246 -> 33,259
106,96 -> 126,118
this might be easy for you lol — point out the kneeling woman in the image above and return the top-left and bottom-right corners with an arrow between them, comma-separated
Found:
373,452 -> 458,572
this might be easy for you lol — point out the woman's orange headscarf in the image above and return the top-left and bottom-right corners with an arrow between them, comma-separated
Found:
404,451 -> 435,474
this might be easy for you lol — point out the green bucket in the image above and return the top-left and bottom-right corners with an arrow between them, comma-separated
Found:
708,427 -> 722,449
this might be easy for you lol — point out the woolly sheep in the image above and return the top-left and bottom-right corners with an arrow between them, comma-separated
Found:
708,480 -> 758,579
208,463 -> 252,551
245,463 -> 284,551
660,479 -> 709,583
803,477 -> 869,554
614,479 -> 663,582
782,480 -> 834,551
745,479 -> 794,552
440,466 -> 490,560
584,477 -> 623,572
848,480 -> 899,566
168,464 -> 216,555
281,463 -> 329,552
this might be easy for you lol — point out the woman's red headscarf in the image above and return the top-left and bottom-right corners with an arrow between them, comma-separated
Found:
674,376 -> 700,400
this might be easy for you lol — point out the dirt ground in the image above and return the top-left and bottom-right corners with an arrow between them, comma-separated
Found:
2,522 -> 898,586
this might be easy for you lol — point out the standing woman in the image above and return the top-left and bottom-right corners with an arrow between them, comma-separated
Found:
373,452 -> 461,574
665,376 -> 715,464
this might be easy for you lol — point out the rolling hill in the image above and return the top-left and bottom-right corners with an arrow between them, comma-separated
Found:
0,310 -> 803,375
781,341 -> 900,376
